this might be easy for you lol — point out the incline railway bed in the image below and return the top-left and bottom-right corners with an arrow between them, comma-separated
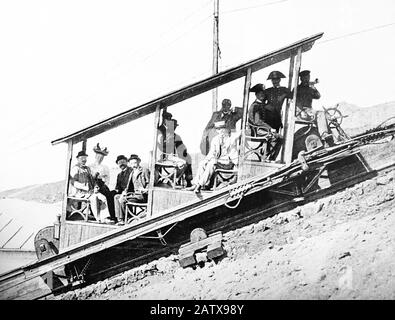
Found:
2,154 -> 395,300
64,164 -> 395,300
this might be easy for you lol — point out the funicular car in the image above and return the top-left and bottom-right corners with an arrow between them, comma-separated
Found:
2,32 -> 388,300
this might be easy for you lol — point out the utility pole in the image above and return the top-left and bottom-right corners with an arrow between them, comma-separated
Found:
212,0 -> 219,112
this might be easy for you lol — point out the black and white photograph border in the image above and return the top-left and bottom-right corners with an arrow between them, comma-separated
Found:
0,0 -> 395,305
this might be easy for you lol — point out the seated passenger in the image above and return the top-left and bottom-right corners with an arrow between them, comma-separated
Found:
200,99 -> 243,155
69,150 -> 112,224
187,121 -> 241,193
157,115 -> 193,187
111,155 -> 133,224
248,83 -> 282,161
248,83 -> 271,131
89,143 -> 116,222
117,154 -> 150,226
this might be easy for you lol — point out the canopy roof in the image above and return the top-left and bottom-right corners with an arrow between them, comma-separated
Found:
52,32 -> 323,145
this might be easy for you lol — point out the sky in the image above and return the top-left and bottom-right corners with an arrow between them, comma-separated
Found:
0,0 -> 395,191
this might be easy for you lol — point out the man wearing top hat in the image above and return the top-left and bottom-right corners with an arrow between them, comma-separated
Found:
200,98 -> 243,156
187,120 -> 241,193
294,70 -> 321,118
111,155 -> 133,223
116,154 -> 150,225
157,116 -> 193,187
89,143 -> 115,222
69,150 -> 112,223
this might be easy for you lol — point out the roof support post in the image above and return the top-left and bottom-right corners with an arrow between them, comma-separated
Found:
283,48 -> 302,164
238,67 -> 252,178
147,105 -> 161,218
82,140 -> 87,152
61,140 -> 73,224
280,54 -> 296,161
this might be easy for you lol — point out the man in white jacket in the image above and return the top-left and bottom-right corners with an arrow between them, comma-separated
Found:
187,120 -> 241,193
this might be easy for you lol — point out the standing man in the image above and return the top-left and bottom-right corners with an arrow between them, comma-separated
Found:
200,98 -> 243,155
69,150 -> 111,223
117,154 -> 150,225
111,155 -> 133,223
264,71 -> 292,130
89,143 -> 116,222
294,70 -> 321,119
188,121 -> 241,193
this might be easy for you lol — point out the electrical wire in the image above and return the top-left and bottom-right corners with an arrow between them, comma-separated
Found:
317,21 -> 395,45
4,0 -> 213,142
222,0 -> 289,14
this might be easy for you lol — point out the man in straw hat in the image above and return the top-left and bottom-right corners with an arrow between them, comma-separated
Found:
187,120 -> 241,193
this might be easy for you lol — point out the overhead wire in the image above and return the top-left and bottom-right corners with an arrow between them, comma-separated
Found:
4,0 -> 213,144
5,3 -> 395,157
222,0 -> 289,14
317,21 -> 395,45
3,8 -> 214,158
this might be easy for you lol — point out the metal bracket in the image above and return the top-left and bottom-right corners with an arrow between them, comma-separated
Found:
138,222 -> 178,246
302,165 -> 327,194
70,258 -> 92,286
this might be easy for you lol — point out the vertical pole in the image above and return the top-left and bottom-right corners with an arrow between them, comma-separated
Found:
147,105 -> 161,217
212,0 -> 219,112
280,54 -> 295,161
82,140 -> 87,152
238,67 -> 252,179
283,48 -> 302,164
61,140 -> 73,224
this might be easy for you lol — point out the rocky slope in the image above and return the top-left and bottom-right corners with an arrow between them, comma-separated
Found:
58,167 -> 395,300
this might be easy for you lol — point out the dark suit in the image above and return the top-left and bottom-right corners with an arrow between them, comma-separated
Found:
111,167 -> 133,221
114,167 -> 133,193
248,99 -> 282,131
295,84 -> 321,109
124,166 -> 150,204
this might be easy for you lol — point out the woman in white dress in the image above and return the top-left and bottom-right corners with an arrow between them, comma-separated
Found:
89,143 -> 113,223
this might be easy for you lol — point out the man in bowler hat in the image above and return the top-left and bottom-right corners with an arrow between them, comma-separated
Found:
116,154 -> 150,225
69,150 -> 111,223
111,155 -> 133,223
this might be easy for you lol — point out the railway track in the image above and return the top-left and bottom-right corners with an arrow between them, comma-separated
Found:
1,148 -> 394,300
42,159 -> 395,300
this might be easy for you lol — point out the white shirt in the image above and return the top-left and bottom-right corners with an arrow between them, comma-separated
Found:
206,131 -> 242,165
89,162 -> 110,185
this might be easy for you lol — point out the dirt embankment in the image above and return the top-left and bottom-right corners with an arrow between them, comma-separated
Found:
58,168 -> 395,300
